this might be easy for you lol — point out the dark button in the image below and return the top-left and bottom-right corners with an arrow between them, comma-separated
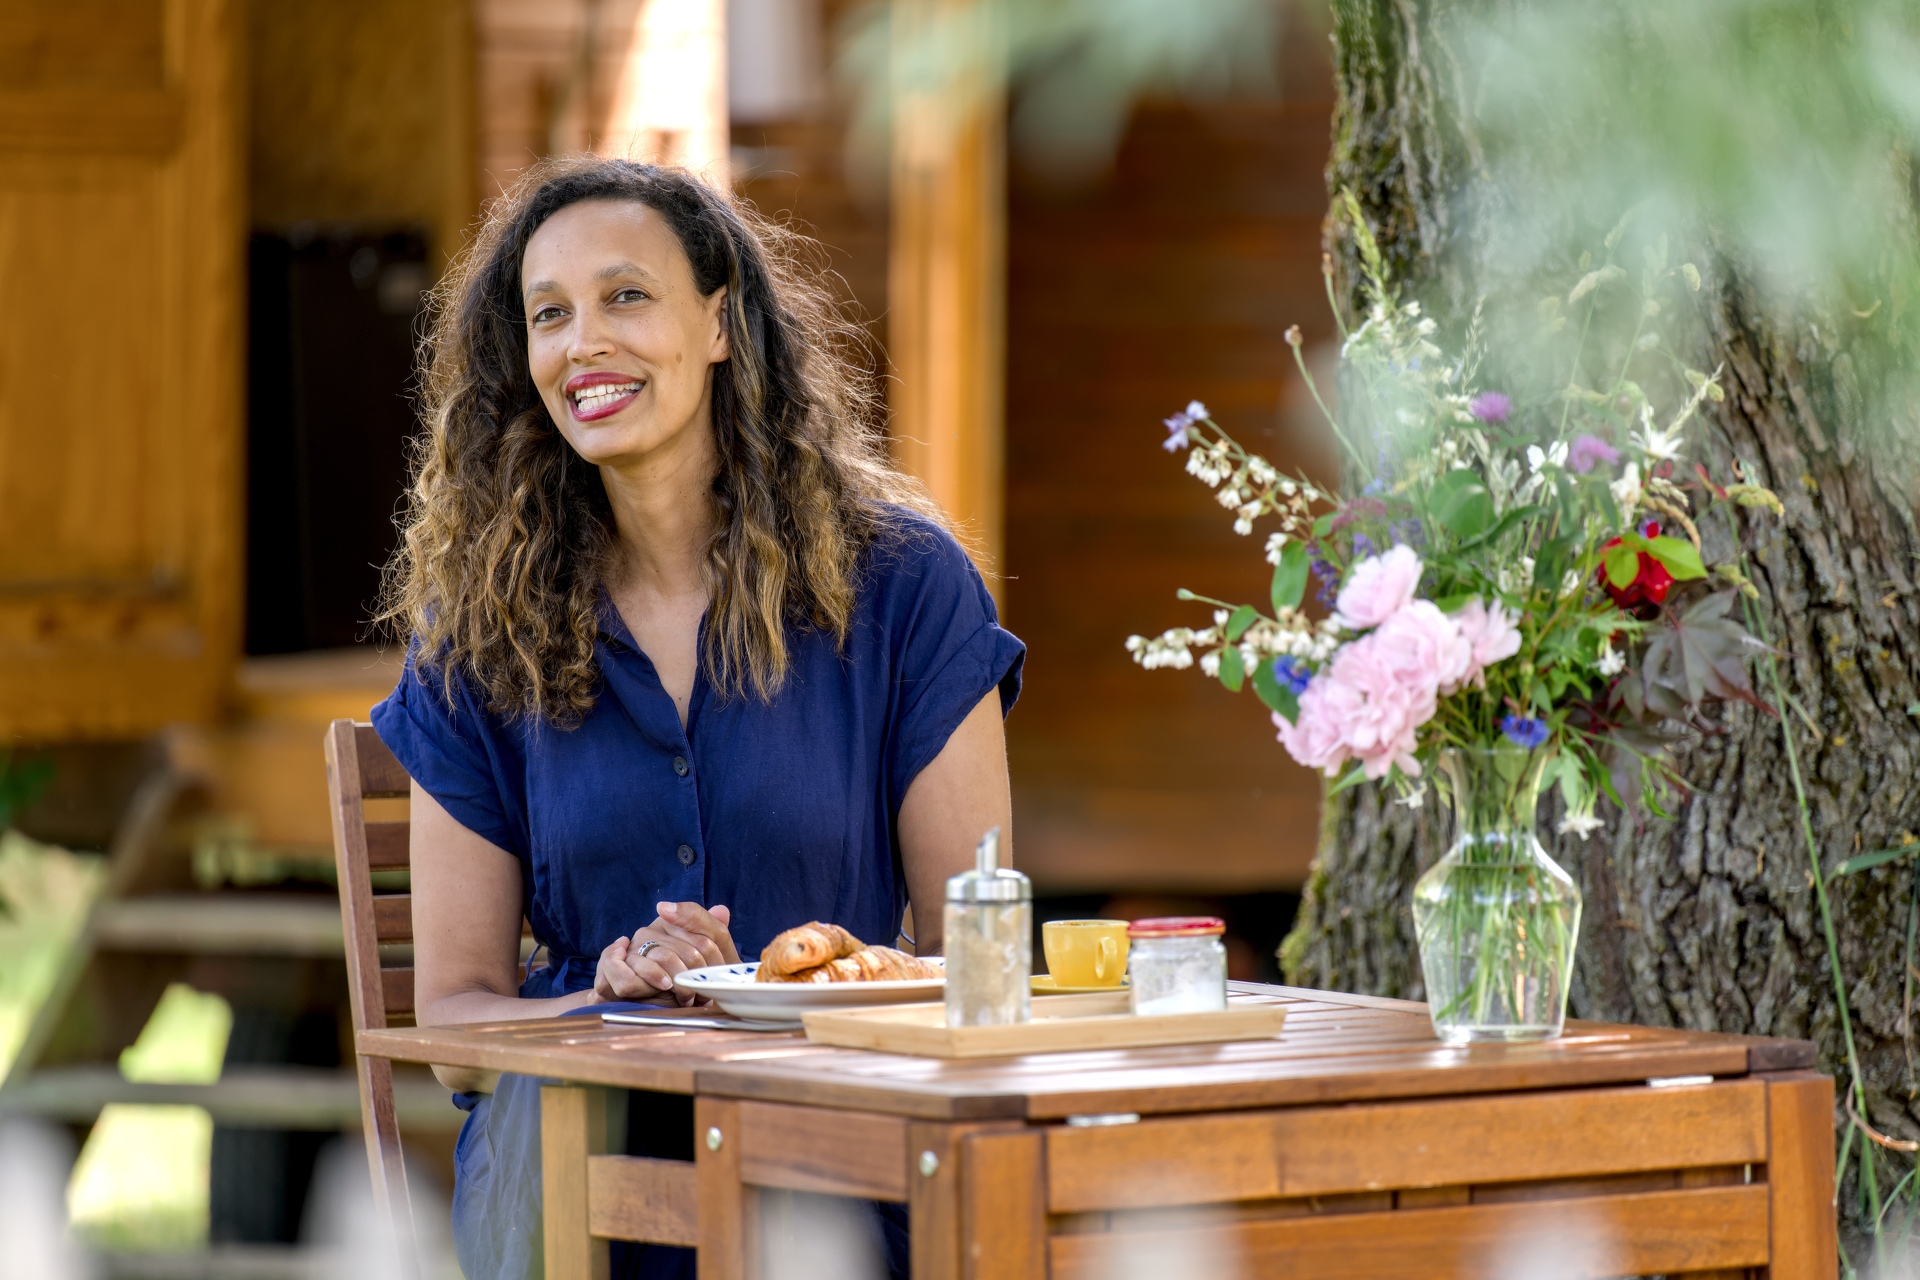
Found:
672,756 -> 690,777
677,843 -> 696,866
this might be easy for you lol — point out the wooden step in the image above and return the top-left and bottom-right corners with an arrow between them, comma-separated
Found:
0,1063 -> 463,1130
91,894 -> 342,956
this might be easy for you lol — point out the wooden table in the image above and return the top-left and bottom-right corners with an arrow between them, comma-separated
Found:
359,984 -> 1837,1279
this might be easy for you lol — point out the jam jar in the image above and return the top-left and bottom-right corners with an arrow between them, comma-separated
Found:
1127,916 -> 1227,1016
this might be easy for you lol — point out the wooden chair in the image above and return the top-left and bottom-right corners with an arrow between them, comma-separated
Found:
326,719 -> 700,1272
324,719 -> 424,1248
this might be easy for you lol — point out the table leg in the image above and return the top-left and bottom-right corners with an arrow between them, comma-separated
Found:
698,1096 -> 759,1280
909,1122 -> 1037,1280
960,1131 -> 1046,1279
1765,1071 -> 1838,1280
909,1122 -> 965,1280
542,1084 -> 625,1280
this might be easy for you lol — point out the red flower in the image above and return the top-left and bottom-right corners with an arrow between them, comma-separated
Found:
1597,520 -> 1674,616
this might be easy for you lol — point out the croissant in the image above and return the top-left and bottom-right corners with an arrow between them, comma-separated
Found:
828,946 -> 941,982
754,936 -> 943,984
757,922 -> 864,979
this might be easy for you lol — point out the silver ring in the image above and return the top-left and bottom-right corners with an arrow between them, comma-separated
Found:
637,940 -> 662,959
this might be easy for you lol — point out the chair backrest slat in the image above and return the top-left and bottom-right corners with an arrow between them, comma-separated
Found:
365,821 -> 410,870
355,723 -> 412,798
381,966 -> 415,1017
374,893 -> 413,944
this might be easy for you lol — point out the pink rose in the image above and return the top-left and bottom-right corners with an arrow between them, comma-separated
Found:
1273,683 -> 1348,774
1450,598 -> 1522,690
1335,545 -> 1424,631
1275,599 -> 1473,780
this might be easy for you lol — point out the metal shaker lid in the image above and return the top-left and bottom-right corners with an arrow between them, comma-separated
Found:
945,826 -> 1030,903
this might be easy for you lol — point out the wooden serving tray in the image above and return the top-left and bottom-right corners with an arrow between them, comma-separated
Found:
799,991 -> 1288,1059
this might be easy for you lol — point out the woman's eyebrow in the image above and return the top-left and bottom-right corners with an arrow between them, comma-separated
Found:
595,261 -> 657,283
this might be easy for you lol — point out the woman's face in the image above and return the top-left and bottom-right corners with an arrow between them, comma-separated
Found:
521,198 -> 730,471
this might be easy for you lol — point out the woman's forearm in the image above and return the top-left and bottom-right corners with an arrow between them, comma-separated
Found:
418,984 -> 600,1028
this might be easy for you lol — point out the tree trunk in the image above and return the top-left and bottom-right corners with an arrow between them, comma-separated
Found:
1284,0 -> 1920,1240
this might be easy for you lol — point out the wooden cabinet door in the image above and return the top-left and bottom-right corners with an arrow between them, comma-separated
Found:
0,0 -> 244,739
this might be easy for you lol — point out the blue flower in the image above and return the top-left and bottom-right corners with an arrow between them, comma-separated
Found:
1351,532 -> 1376,559
1271,656 -> 1313,695
1500,715 -> 1550,749
1161,399 -> 1210,451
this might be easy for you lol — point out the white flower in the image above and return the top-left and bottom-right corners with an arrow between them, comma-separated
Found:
1213,609 -> 1231,627
1559,569 -> 1582,599
1233,516 -> 1254,536
1596,638 -> 1625,676
1264,532 -> 1289,566
1633,403 -> 1685,461
1558,811 -> 1606,839
1497,556 -> 1536,596
1199,651 -> 1221,677
1526,441 -> 1569,475
1248,457 -> 1276,484
1610,461 -> 1643,510
1397,782 -> 1428,808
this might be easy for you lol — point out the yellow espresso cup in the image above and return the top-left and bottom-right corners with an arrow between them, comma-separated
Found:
1042,919 -> 1131,988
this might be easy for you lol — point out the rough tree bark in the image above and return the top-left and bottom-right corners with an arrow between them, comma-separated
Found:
1281,0 -> 1920,1235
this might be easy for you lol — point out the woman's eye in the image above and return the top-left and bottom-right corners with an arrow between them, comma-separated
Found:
530,305 -> 564,323
613,287 -> 648,303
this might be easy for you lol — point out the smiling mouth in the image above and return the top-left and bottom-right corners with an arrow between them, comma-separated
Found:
569,381 -> 643,419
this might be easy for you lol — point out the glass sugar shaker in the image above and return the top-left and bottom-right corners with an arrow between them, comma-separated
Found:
1128,917 -> 1228,1016
943,827 -> 1031,1027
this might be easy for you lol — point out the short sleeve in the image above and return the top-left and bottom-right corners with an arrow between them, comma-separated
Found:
878,517 -> 1026,803
370,651 -> 527,858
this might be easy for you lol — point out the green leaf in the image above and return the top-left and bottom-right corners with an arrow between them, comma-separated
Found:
1218,646 -> 1245,692
1904,702 -> 1918,716
1224,604 -> 1258,642
1604,543 -> 1640,588
1833,845 -> 1920,877
1271,542 -> 1310,615
1312,513 -> 1334,538
1328,763 -> 1369,794
1431,470 -> 1494,540
1644,535 -> 1706,581
1251,655 -> 1293,719
1454,504 -> 1544,555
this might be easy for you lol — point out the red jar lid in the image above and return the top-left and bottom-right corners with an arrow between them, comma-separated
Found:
1127,916 -> 1226,938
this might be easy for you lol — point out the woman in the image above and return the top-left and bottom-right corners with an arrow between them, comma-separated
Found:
371,156 -> 1023,1280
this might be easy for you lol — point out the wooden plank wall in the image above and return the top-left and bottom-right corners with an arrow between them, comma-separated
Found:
1002,31 -> 1339,892
247,0 -> 474,269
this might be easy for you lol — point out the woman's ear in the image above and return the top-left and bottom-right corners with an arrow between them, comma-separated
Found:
707,286 -> 732,364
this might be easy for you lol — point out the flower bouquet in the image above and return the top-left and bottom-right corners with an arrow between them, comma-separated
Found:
1127,201 -> 1782,1041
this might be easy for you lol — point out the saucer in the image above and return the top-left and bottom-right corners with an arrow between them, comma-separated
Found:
1031,974 -> 1131,995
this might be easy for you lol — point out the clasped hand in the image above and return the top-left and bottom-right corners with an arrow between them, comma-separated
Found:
594,901 -> 740,1005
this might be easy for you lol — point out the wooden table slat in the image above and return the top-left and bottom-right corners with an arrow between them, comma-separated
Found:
1045,1078 -> 1767,1211
1047,1184 -> 1771,1279
586,1155 -> 697,1247
737,1100 -> 910,1201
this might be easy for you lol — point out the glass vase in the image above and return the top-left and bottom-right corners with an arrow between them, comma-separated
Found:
1412,744 -> 1583,1043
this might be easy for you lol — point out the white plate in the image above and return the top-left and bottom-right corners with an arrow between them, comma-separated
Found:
674,959 -> 945,1023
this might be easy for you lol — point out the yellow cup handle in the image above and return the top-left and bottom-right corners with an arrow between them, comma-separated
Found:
1095,935 -> 1119,982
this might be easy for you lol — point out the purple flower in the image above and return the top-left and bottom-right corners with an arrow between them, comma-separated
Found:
1500,715 -> 1550,749
1271,656 -> 1313,695
1162,399 -> 1210,451
1567,434 -> 1621,474
1469,392 -> 1512,424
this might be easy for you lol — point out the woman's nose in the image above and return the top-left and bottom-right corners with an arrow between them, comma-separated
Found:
566,311 -> 616,363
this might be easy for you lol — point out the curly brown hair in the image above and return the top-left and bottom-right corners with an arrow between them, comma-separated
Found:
382,156 -> 939,725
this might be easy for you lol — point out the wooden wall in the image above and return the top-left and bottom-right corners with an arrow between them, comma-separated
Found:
0,0 -> 245,740
1002,45 -> 1339,892
248,0 -> 474,266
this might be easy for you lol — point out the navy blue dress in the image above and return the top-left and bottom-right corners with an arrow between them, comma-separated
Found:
371,512 -> 1024,1280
